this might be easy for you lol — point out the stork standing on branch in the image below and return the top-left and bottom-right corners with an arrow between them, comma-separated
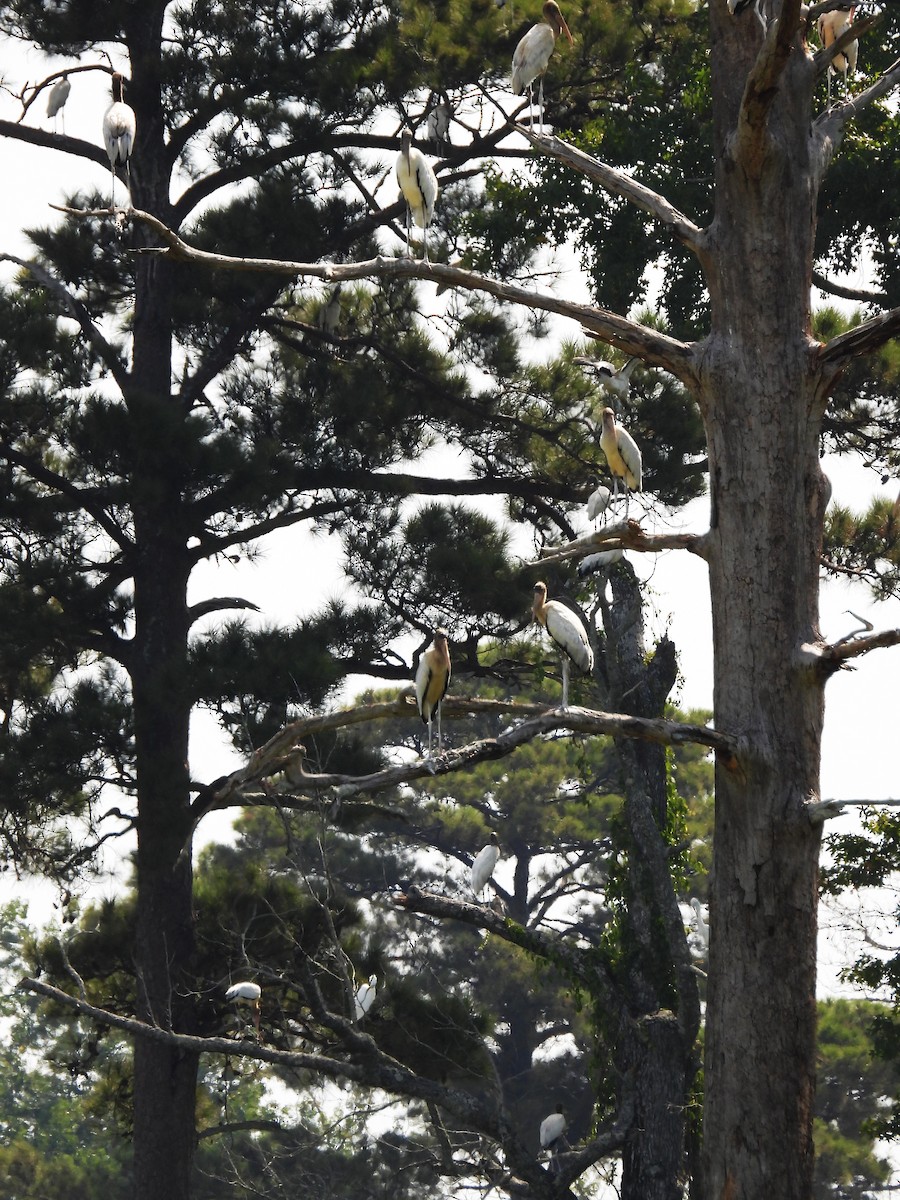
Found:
818,6 -> 857,107
225,981 -> 261,1034
599,407 -> 642,511
532,582 -> 593,709
511,0 -> 573,132
46,73 -> 71,133
102,72 -> 135,210
415,627 -> 451,758
471,833 -> 501,899
395,127 -> 439,262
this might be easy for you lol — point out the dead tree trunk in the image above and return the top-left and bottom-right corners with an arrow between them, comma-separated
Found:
700,5 -> 830,1197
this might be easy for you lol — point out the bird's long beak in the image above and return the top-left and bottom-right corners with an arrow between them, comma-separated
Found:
558,13 -> 573,45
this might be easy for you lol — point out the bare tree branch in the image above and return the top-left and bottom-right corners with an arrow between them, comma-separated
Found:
521,130 -> 707,257
735,0 -> 804,173
821,626 -> 900,663
113,206 -> 700,388
529,519 -> 710,568
819,304 -> 900,364
812,270 -> 886,304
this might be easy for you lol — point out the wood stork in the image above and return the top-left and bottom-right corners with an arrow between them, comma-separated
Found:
102,72 -> 136,210
425,95 -> 451,145
540,1105 -> 568,1172
577,548 -> 624,577
727,0 -> 766,32
471,833 -> 500,899
318,283 -> 343,334
599,407 -> 642,511
396,127 -> 439,262
532,581 -> 593,709
225,981 -> 261,1033
818,6 -> 857,108
415,627 -> 451,757
354,973 -> 378,1021
511,0 -> 573,132
574,355 -> 638,401
586,483 -> 611,525
46,73 -> 71,133
690,897 -> 709,952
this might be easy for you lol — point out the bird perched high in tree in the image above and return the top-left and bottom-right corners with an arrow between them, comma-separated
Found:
818,6 -> 858,107
102,72 -> 135,210
225,981 -> 262,1034
46,73 -> 70,133
511,0 -> 573,132
574,355 -> 638,401
532,582 -> 593,710
599,407 -> 642,511
471,832 -> 500,899
415,627 -> 451,758
395,127 -> 439,262
539,1105 -> 568,1173
354,974 -> 378,1021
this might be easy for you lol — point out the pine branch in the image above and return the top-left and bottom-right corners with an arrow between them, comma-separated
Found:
121,207 -> 700,388
812,270 -> 886,304
187,597 -> 261,622
0,118 -> 108,172
0,254 -> 131,392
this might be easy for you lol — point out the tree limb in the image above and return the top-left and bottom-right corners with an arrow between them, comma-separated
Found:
529,519 -> 710,567
196,696 -> 737,826
0,118 -> 109,171
733,0 -> 804,174
819,306 -> 900,364
812,270 -> 886,305
814,53 -> 900,148
521,130 -> 707,258
121,207 -> 700,388
820,626 -> 900,664
187,596 -> 262,623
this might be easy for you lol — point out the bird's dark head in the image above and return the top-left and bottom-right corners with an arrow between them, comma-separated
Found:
400,126 -> 413,150
543,1 -> 573,44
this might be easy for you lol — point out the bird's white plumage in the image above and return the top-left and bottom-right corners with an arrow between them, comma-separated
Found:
103,73 -> 136,208
225,981 -> 261,1003
540,1108 -> 567,1150
578,548 -> 624,577
690,897 -> 709,949
574,355 -> 638,400
533,582 -> 592,709
586,484 -> 611,523
818,6 -> 857,104
396,128 -> 439,260
354,973 -> 378,1020
511,1 -> 572,130
471,833 -> 500,898
426,100 -> 451,144
47,75 -> 71,121
599,407 -> 642,497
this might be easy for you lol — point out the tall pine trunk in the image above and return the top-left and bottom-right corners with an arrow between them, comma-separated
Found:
700,8 -> 829,1197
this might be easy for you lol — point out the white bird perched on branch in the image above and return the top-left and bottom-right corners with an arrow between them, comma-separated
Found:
817,6 -> 857,108
396,127 -> 439,262
511,0 -> 573,132
354,973 -> 378,1020
425,95 -> 451,145
599,407 -> 642,510
415,627 -> 451,757
102,72 -> 136,210
586,483 -> 612,526
578,548 -> 624,577
727,0 -> 766,32
540,1105 -> 568,1172
46,73 -> 71,132
689,897 -> 709,953
574,355 -> 638,401
225,981 -> 262,1033
532,582 -> 593,709
471,833 -> 500,899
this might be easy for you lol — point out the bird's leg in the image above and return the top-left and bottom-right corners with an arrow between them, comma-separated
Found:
436,705 -> 442,754
754,0 -> 766,31
110,165 -> 117,212
560,656 -> 570,710
537,75 -> 545,133
405,205 -> 412,257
